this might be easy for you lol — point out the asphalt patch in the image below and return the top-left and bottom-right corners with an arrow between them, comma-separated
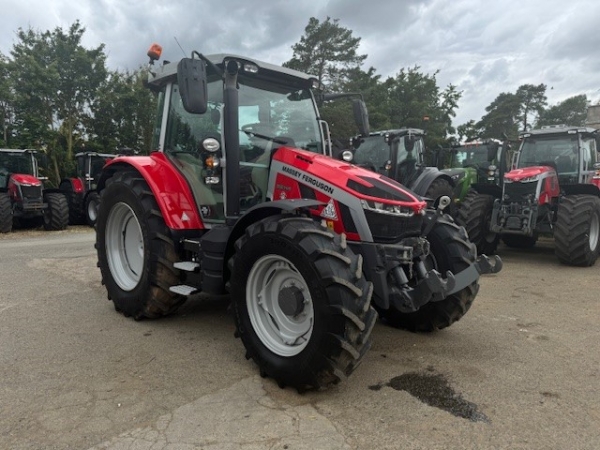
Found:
370,371 -> 490,423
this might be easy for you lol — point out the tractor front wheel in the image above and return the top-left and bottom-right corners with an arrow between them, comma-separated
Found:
85,191 -> 100,227
377,218 -> 479,332
456,190 -> 499,255
59,180 -> 85,225
554,195 -> 600,266
0,192 -> 12,233
230,215 -> 377,391
42,192 -> 69,231
96,170 -> 184,319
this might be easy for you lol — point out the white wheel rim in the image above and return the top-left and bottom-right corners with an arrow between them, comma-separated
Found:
88,198 -> 98,222
246,254 -> 314,357
589,212 -> 599,251
105,202 -> 144,291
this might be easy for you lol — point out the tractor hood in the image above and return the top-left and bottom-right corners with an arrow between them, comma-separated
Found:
10,173 -> 42,186
273,147 -> 427,214
505,166 -> 554,182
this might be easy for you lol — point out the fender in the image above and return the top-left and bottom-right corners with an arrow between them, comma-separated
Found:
98,152 -> 204,230
470,182 -> 502,198
561,183 -> 600,197
60,177 -> 85,194
411,168 -> 454,198
224,199 -> 325,266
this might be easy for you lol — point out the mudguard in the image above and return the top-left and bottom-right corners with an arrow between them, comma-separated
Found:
411,168 -> 454,197
97,152 -> 204,230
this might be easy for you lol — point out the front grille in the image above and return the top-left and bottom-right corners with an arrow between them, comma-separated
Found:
20,185 -> 43,200
364,210 -> 423,243
504,181 -> 537,203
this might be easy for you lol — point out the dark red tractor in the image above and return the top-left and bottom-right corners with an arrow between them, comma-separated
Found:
94,45 -> 501,391
59,151 -> 115,226
0,149 -> 69,233
457,126 -> 600,266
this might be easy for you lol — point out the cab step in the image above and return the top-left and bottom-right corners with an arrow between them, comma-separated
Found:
169,284 -> 199,296
173,261 -> 200,272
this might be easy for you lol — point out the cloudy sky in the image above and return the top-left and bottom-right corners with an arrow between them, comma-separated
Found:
3,0 -> 600,127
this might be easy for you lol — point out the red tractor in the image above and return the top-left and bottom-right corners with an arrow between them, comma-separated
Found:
94,45 -> 501,391
457,126 -> 600,266
60,151 -> 115,226
0,149 -> 69,233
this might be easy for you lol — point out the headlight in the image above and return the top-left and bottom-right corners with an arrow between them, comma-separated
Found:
360,199 -> 415,217
202,137 -> 220,152
518,175 -> 541,183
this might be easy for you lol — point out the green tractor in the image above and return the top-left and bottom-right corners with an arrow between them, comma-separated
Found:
435,139 -> 509,207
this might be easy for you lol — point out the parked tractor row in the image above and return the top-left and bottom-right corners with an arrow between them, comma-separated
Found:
456,126 -> 600,266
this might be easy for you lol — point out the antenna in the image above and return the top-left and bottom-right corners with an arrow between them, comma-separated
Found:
174,37 -> 187,57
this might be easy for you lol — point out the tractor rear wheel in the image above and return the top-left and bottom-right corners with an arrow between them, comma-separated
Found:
501,234 -> 537,249
456,190 -> 499,255
554,194 -> 600,266
96,169 -> 185,319
42,192 -> 69,231
426,177 -> 456,217
85,191 -> 100,227
0,192 -> 12,233
377,218 -> 479,332
230,215 -> 377,391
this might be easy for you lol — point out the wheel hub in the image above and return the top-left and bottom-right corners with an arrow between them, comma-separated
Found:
278,285 -> 305,317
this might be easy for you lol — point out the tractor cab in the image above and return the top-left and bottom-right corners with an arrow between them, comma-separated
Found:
144,54 -> 360,224
349,128 -> 425,184
514,126 -> 599,186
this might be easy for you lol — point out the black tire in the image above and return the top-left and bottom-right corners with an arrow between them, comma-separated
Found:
426,177 -> 457,217
377,218 -> 479,332
554,195 -> 600,266
230,215 -> 377,392
456,189 -> 499,255
42,192 -> 69,231
0,192 -> 12,233
85,191 -> 100,227
502,234 -> 537,249
96,170 -> 185,319
59,180 -> 85,225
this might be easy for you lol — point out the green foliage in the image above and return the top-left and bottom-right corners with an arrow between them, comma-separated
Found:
283,17 -> 367,92
1,21 -> 154,186
536,94 -> 588,127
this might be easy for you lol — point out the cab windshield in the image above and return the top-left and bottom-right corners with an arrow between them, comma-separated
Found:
452,146 -> 493,167
352,135 -> 390,172
518,136 -> 579,175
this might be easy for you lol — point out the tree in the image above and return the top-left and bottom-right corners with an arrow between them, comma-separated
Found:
86,68 -> 157,154
536,94 -> 588,127
9,22 -> 107,184
283,17 -> 367,92
0,53 -> 14,146
516,84 -> 547,131
379,67 -> 461,149
476,92 -> 522,140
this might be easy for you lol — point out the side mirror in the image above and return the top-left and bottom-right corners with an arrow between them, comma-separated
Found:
487,145 -> 497,162
177,58 -> 208,114
352,99 -> 370,137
